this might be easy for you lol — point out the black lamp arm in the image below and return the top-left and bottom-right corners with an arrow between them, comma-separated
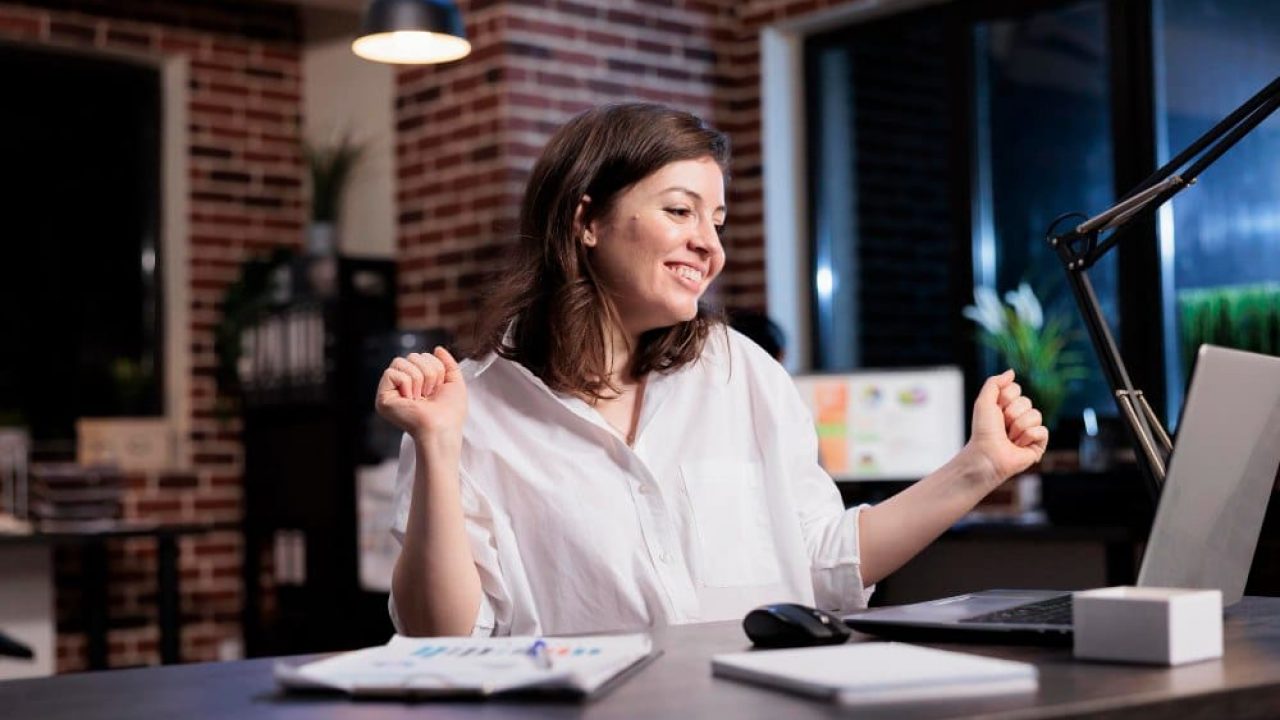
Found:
1046,74 -> 1280,500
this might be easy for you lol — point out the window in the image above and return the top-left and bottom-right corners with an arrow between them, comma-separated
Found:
804,0 -> 1280,437
1153,0 -> 1280,425
805,9 -> 966,372
0,45 -> 163,443
972,1 -> 1118,419
804,0 -> 1119,431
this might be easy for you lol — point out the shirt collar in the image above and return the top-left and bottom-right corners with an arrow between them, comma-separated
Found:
465,352 -> 499,380
463,322 -> 514,380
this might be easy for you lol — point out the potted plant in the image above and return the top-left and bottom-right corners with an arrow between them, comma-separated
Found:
304,134 -> 364,255
963,282 -> 1088,431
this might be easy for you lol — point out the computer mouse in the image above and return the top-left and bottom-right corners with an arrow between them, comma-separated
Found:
742,603 -> 853,648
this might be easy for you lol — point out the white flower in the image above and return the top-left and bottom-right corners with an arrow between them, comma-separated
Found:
962,286 -> 1006,334
1004,282 -> 1044,329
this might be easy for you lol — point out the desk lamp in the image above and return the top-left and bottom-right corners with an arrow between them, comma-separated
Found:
1047,75 -> 1280,500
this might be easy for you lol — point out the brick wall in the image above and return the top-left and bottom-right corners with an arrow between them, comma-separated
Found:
392,0 -> 871,338
0,0 -> 304,671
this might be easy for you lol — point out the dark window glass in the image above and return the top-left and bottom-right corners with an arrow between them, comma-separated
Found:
0,45 -> 163,442
972,1 -> 1117,423
806,11 -> 962,371
1153,0 -> 1280,425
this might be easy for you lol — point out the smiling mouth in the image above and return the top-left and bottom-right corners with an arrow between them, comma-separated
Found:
667,263 -> 704,286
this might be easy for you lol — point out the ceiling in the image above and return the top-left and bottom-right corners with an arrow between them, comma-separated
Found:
276,0 -> 364,13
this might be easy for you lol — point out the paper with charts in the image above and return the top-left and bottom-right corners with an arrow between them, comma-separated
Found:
275,633 -> 655,698
792,368 -> 965,481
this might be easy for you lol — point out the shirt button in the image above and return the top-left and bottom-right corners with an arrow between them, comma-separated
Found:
638,483 -> 652,495
658,551 -> 671,563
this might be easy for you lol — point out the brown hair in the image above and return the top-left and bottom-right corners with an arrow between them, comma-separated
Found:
470,103 -> 731,399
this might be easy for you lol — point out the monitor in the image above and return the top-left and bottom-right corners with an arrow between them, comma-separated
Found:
791,367 -> 965,482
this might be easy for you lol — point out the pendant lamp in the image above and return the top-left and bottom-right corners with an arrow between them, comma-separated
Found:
352,0 -> 471,65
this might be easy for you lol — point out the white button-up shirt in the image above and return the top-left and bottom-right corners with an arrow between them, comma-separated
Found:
390,328 -> 872,636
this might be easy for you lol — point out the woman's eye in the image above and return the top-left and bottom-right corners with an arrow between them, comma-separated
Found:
666,207 -> 693,217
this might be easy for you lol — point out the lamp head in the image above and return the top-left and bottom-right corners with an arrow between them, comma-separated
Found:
352,0 -> 471,65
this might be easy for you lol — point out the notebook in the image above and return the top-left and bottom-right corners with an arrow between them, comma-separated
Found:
711,642 -> 1037,705
275,633 -> 656,699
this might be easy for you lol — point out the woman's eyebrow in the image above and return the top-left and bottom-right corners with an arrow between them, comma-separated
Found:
659,186 -> 727,214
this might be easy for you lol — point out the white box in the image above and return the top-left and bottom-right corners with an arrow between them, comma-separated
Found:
1073,586 -> 1223,665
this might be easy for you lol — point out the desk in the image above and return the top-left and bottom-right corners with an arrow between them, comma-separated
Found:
6,597 -> 1280,719
0,522 -> 235,675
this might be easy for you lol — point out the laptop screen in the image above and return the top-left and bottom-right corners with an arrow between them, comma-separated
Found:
1137,345 -> 1280,604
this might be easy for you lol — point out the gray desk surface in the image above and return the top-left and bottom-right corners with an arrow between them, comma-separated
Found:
7,597 -> 1280,719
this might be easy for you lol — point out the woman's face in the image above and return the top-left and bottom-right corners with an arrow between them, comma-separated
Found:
583,157 -> 726,338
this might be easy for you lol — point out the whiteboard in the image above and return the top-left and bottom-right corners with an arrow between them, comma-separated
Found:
791,367 -> 965,481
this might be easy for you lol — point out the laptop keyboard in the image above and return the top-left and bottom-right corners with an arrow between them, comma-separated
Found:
959,594 -> 1073,626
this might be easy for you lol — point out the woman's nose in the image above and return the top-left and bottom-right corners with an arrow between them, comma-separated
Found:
689,217 -> 722,255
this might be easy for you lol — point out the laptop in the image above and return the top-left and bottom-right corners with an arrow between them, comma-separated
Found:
845,345 -> 1280,645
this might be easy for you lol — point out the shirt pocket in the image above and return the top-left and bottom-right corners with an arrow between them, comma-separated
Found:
680,460 -> 781,588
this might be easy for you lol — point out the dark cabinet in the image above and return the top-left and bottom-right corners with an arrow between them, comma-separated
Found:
240,256 -> 397,656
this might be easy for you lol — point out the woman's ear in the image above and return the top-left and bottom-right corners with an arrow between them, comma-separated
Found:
574,195 -> 596,247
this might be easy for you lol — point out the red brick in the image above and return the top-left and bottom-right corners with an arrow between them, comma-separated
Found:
105,26 -> 152,50
209,81 -> 249,96
259,46 -> 296,63
211,39 -> 251,59
159,33 -> 203,53
508,91 -> 554,110
49,18 -> 96,44
566,28 -> 608,48
555,0 -> 597,18
194,497 -> 240,513
636,39 -> 673,56
654,18 -> 694,35
137,498 -> 182,515
553,48 -> 597,67
605,9 -> 646,26
0,14 -> 41,38
782,0 -> 822,19
192,58 -> 240,75
191,102 -> 235,117
260,88 -> 300,103
535,71 -> 579,88
740,6 -> 780,27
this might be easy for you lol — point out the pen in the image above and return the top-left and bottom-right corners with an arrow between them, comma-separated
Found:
526,638 -> 553,670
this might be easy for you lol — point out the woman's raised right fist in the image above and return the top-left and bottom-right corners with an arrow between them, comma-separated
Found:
374,346 -> 468,439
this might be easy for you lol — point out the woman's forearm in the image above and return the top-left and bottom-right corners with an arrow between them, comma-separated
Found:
391,431 -> 484,636
857,446 -> 1002,586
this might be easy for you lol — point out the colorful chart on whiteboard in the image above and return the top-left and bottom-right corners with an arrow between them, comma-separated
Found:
792,368 -> 964,481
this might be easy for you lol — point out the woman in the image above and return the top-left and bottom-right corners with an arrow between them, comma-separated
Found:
376,104 -> 1048,638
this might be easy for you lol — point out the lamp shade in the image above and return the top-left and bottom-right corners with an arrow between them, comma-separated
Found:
352,0 -> 471,65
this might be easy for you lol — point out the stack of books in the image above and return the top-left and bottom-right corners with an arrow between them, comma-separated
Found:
29,464 -> 124,532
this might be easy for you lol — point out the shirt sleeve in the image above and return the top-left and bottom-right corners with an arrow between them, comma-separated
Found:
388,433 -> 510,637
776,373 -> 876,613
